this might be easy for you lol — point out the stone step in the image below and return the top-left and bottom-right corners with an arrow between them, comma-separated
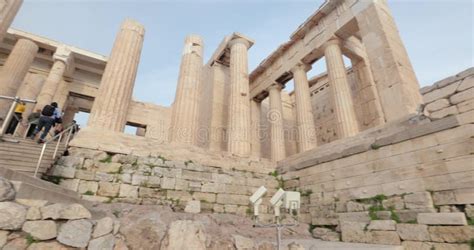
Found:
0,153 -> 56,163
0,166 -> 80,198
281,239 -> 403,250
0,143 -> 66,153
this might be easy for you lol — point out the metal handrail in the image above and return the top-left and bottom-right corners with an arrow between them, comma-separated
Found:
33,124 -> 77,178
0,96 -> 36,138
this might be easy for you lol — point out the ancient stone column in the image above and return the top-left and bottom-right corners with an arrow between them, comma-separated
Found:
87,19 -> 145,132
136,127 -> 146,137
324,38 -> 359,138
14,73 -> 45,136
0,0 -> 23,42
61,105 -> 79,127
169,35 -> 203,145
34,45 -> 72,110
250,99 -> 261,158
291,63 -> 317,153
208,62 -> 228,152
355,0 -> 422,121
268,83 -> 286,162
0,38 -> 38,119
227,38 -> 251,157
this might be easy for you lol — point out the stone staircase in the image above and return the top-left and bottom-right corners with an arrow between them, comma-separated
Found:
0,135 -> 66,176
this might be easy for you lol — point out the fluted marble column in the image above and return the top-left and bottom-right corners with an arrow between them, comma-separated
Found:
169,35 -> 203,145
0,39 -> 38,119
34,45 -> 72,110
268,83 -> 286,162
324,38 -> 359,138
14,73 -> 45,136
250,99 -> 261,158
228,38 -> 251,157
0,0 -> 23,42
291,63 -> 317,152
87,19 -> 145,132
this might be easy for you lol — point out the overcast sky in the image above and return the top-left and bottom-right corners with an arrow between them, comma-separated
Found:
12,0 -> 473,129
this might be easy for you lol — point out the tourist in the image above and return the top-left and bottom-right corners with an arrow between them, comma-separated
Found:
5,101 -> 26,135
26,109 -> 41,137
30,102 -> 62,143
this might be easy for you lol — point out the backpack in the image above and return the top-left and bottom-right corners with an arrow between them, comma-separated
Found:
41,105 -> 55,116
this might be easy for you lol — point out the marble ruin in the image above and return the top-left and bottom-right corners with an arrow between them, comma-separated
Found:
0,0 -> 473,249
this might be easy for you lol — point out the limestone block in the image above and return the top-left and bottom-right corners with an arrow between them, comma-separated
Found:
95,172 -> 115,182
97,162 -> 122,173
417,213 -> 467,225
27,241 -> 75,250
367,231 -> 401,245
425,99 -> 450,112
431,243 -> 470,250
401,241 -> 432,250
113,221 -> 120,235
147,176 -> 161,188
0,178 -> 15,201
161,177 -> 176,189
88,234 -> 115,250
41,203 -> 91,220
224,204 -> 238,213
119,173 -> 132,184
465,205 -> 474,218
233,235 -> 255,250
82,195 -> 110,203
0,202 -> 26,230
201,182 -> 223,193
382,196 -> 404,210
138,187 -> 164,199
216,194 -> 249,206
346,201 -> 367,212
454,188 -> 474,204
312,228 -> 341,242
15,199 -> 48,207
0,231 -> 8,248
166,190 -> 192,201
286,242 -> 306,250
367,220 -> 396,231
184,200 -> 201,214
59,179 -> 80,191
188,181 -> 202,191
423,81 -> 460,104
340,221 -> 369,243
458,76 -> 474,91
57,219 -> 93,248
75,170 -> 96,181
450,87 -> 474,104
57,156 -> 84,169
457,99 -> 474,113
182,170 -> 212,181
131,175 -> 148,186
432,190 -> 456,205
428,226 -> 474,243
225,184 -> 248,195
174,179 -> 188,190
119,184 -> 138,198
97,182 -> 120,197
77,181 -> 99,195
395,208 -> 436,223
404,192 -> 433,209
22,220 -> 57,240
430,106 -> 458,119
213,204 -> 224,213
2,237 -> 27,250
93,217 -> 114,238
396,224 -> 430,241
376,211 -> 392,220
26,207 -> 41,220
51,165 -> 76,179
338,212 -> 370,223
192,192 -> 216,203
162,220 -> 206,250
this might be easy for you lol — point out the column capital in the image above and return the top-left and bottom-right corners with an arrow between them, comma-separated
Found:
53,45 -> 73,65
291,62 -> 312,73
121,18 -> 145,37
228,37 -> 251,49
323,37 -> 342,50
267,82 -> 284,92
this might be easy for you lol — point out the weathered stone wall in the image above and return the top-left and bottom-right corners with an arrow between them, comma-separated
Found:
49,147 -> 279,220
278,68 -> 474,248
421,68 -> 474,120
126,100 -> 171,142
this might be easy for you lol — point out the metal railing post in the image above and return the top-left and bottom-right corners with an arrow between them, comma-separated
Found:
52,133 -> 63,160
0,97 -> 19,136
34,143 -> 47,178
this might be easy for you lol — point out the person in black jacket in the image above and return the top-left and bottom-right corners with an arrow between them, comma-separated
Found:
30,102 -> 62,143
